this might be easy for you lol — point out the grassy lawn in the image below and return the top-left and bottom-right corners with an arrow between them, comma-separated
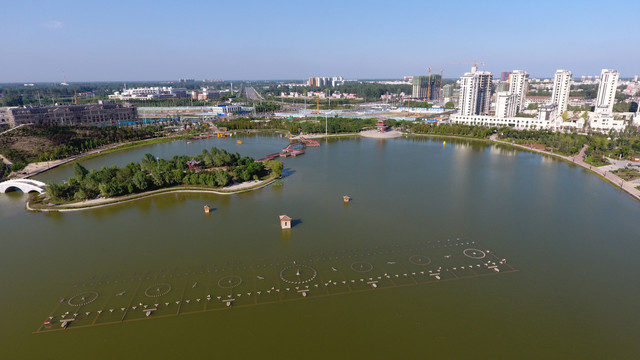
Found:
584,155 -> 610,167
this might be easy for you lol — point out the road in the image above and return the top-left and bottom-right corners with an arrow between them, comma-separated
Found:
244,86 -> 264,101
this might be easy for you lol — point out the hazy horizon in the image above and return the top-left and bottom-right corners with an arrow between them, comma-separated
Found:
3,0 -> 639,83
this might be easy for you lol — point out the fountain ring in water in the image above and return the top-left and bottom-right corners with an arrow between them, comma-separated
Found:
463,248 -> 486,259
409,255 -> 432,266
68,291 -> 99,307
350,261 -> 374,273
279,265 -> 317,285
144,283 -> 172,297
218,276 -> 243,289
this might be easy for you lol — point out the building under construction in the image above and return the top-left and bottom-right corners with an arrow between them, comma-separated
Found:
412,75 -> 442,101
0,101 -> 138,128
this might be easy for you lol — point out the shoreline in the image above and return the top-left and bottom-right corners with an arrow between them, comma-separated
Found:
490,135 -> 640,201
359,130 -> 403,139
407,132 -> 640,201
27,176 -> 278,212
14,129 -> 640,206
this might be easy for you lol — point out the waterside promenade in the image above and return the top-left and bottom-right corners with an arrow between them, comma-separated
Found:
491,134 -> 640,201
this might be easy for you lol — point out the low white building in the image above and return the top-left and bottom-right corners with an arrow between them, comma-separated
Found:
109,87 -> 187,100
588,113 -> 626,132
450,114 -> 554,130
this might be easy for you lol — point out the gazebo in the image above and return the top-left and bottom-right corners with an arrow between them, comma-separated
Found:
279,215 -> 292,229
186,159 -> 201,170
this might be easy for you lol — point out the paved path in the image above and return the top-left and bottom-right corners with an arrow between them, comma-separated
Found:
0,123 -> 30,136
491,135 -> 640,201
13,142 -> 127,179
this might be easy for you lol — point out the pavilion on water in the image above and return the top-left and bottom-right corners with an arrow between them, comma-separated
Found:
279,215 -> 291,229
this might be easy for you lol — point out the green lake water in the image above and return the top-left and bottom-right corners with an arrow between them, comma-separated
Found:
1,135 -> 639,359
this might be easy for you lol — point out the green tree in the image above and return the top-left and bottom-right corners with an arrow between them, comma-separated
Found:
73,163 -> 89,180
265,160 -> 283,177
140,153 -> 157,172
214,169 -> 230,186
2,93 -> 23,106
132,171 -> 148,191
444,101 -> 455,109
73,189 -> 88,201
45,182 -> 64,201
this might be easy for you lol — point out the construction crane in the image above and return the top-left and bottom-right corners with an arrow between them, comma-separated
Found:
449,60 -> 486,72
427,67 -> 445,101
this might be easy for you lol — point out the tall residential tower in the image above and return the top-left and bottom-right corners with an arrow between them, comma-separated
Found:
551,70 -> 572,115
508,70 -> 529,113
458,67 -> 493,116
595,69 -> 619,114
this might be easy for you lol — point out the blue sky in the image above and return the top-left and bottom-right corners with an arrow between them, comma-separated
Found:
2,0 -> 638,82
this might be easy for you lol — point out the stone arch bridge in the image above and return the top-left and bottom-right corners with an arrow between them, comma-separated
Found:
0,179 -> 46,194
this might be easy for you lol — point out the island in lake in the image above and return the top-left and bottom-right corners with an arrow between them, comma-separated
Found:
29,146 -> 283,211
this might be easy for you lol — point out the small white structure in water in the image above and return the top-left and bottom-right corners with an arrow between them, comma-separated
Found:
279,215 -> 292,229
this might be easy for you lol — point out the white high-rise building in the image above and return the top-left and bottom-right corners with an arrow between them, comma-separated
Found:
594,69 -> 619,114
458,67 -> 493,116
495,92 -> 517,118
508,70 -> 529,113
551,70 -> 572,115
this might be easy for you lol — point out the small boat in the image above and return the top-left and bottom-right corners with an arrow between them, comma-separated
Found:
204,205 -> 210,214
187,141 -> 192,144
237,140 -> 243,144
343,195 -> 351,203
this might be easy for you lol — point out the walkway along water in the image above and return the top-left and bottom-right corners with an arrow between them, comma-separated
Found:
490,134 -> 640,201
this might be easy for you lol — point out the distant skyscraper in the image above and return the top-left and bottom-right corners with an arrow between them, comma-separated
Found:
551,70 -> 572,114
508,70 -> 529,113
500,71 -> 512,82
594,69 -> 619,115
458,67 -> 493,116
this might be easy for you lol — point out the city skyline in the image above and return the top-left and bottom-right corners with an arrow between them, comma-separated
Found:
2,0 -> 639,82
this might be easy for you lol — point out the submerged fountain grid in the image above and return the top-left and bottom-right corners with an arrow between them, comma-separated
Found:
35,238 -> 517,333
